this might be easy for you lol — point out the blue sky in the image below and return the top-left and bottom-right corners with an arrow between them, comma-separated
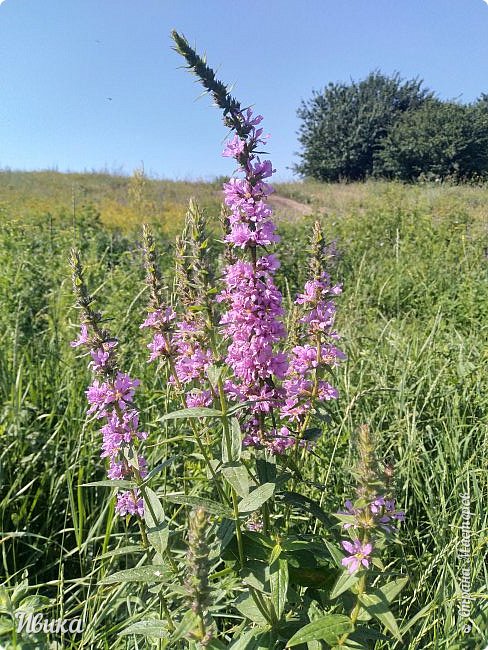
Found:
1,0 -> 487,181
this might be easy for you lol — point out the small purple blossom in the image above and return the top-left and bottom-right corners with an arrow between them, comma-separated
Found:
90,342 -> 117,370
222,134 -> 246,158
147,333 -> 172,362
140,307 -> 176,330
243,425 -> 296,455
115,490 -> 144,517
86,379 -> 110,417
339,496 -> 405,533
241,108 -> 263,129
341,539 -> 373,574
186,389 -> 213,408
70,324 -> 90,348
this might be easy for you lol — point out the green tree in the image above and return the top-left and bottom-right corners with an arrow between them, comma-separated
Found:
378,99 -> 488,181
295,71 -> 432,181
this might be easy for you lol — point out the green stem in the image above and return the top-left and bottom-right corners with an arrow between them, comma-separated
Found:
166,352 -> 229,505
339,567 -> 367,645
159,592 -> 176,633
217,376 -> 245,568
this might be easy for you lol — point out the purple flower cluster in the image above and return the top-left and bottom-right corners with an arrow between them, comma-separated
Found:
341,497 -> 405,532
140,307 -> 176,363
218,110 -> 295,452
281,274 -> 344,423
141,305 -> 214,407
243,425 -> 296,455
218,108 -> 345,454
72,326 -> 147,517
172,321 -> 213,385
339,496 -> 405,574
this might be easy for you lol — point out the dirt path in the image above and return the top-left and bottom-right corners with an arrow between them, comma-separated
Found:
268,193 -> 313,218
217,190 -> 313,219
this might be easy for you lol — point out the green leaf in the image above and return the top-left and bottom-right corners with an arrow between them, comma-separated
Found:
119,620 -> 168,638
238,483 -> 275,514
216,518 -> 235,553
160,407 -> 223,420
379,577 -> 408,604
101,565 -> 171,584
163,493 -> 233,518
147,523 -> 170,557
17,595 -> 51,612
0,585 -> 11,613
358,593 -> 402,641
287,614 -> 354,646
276,491 -> 333,526
241,560 -> 270,593
399,603 -> 432,635
222,463 -> 249,498
142,456 -> 179,484
256,456 -> 276,485
333,513 -> 359,527
170,610 -> 199,642
96,545 -> 144,560
254,631 -> 277,649
228,627 -> 269,649
144,487 -> 169,555
324,540 -> 346,569
270,558 -> 288,620
306,642 -> 322,650
206,365 -> 223,391
288,565 -> 335,589
302,427 -> 323,442
0,615 -> 13,635
235,593 -> 269,625
206,640 -> 227,649
82,479 -> 134,488
269,543 -> 282,565
330,570 -> 359,599
223,418 -> 242,463
144,486 -> 165,525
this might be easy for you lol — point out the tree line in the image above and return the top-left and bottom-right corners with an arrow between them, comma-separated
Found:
295,72 -> 488,182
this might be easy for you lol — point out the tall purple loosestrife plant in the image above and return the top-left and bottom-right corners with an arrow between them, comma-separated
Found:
69,249 -> 147,520
68,32 -> 407,648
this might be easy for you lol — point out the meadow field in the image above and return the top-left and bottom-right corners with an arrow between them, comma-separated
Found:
0,171 -> 487,649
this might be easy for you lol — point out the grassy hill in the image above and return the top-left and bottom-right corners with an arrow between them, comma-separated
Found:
0,171 -> 487,648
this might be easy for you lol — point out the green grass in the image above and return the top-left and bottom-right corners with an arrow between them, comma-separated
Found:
0,173 -> 487,648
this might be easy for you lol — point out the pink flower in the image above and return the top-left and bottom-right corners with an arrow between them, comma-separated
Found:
107,460 -> 127,480
104,372 -> 139,411
223,134 -> 246,158
241,107 -> 263,128
249,159 -> 274,179
71,324 -> 89,348
72,312 -> 148,519
243,426 -> 296,455
317,381 -> 339,401
320,344 -> 346,366
90,348 -> 110,369
140,307 -> 176,330
115,490 -> 144,517
186,389 -> 213,408
341,540 -> 373,574
86,379 -> 110,417
147,333 -> 171,362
